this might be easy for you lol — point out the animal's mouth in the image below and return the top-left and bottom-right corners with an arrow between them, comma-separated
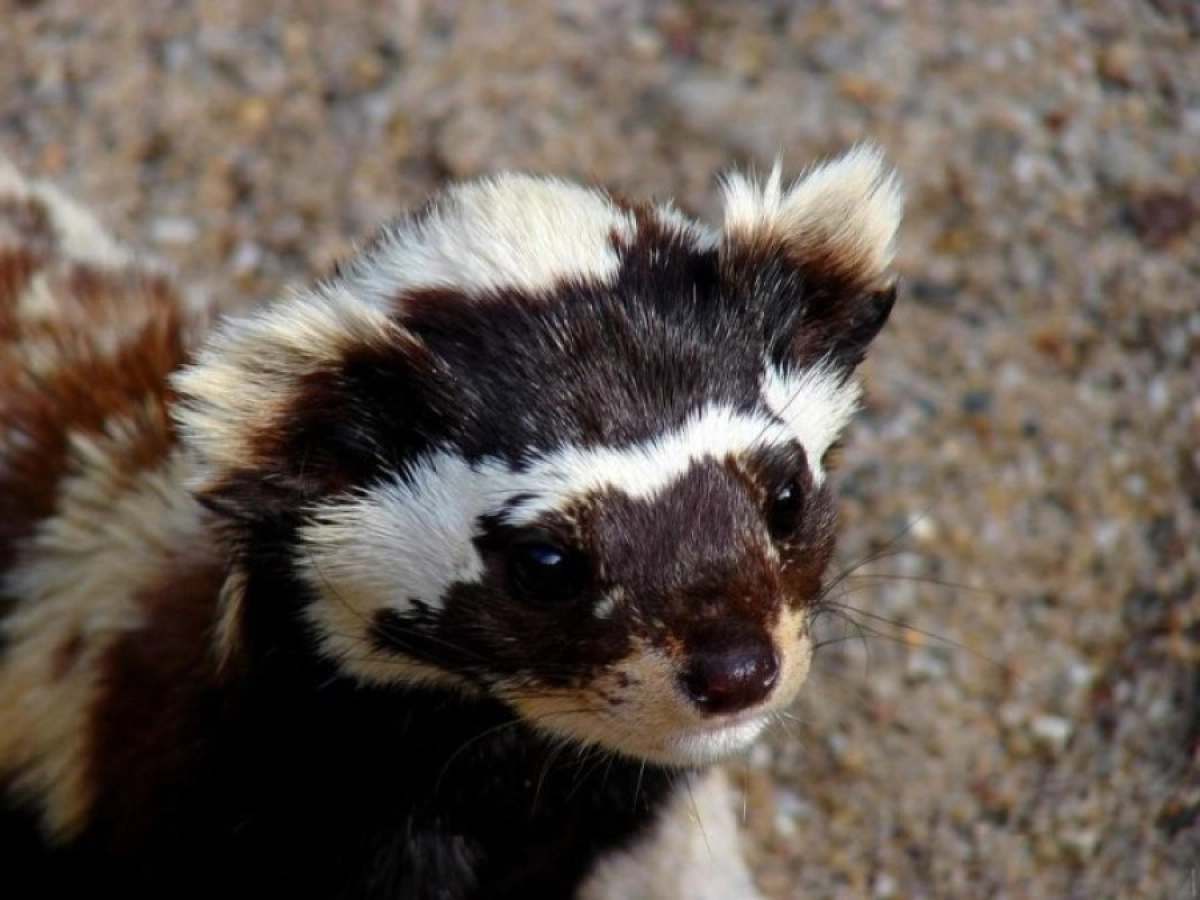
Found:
652,712 -> 773,766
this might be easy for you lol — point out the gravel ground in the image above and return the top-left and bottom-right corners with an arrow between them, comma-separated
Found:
3,1 -> 1198,897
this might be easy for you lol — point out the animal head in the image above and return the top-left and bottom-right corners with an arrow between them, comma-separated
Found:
173,146 -> 902,766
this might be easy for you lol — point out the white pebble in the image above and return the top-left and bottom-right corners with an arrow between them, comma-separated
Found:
230,240 -> 264,274
148,217 -> 199,245
873,873 -> 899,898
1030,715 -> 1073,754
1061,828 -> 1100,860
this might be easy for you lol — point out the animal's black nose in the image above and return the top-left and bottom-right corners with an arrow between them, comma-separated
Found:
680,643 -> 780,715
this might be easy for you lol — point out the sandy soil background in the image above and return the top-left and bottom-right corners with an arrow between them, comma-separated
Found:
3,1 -> 1198,896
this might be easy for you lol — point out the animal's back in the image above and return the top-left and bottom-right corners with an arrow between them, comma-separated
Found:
0,156 -> 216,842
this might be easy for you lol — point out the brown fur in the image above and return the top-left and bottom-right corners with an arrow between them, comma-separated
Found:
0,162 -> 212,838
89,547 -> 226,852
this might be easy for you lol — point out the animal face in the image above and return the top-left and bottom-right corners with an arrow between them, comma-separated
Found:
174,147 -> 902,766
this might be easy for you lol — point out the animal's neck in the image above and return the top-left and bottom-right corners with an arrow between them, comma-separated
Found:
225,678 -> 679,898
112,649 -> 678,897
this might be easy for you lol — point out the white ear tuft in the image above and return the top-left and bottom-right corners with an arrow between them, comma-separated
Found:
721,144 -> 904,286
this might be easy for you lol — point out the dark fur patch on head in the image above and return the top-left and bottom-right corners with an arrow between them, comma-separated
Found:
372,558 -> 635,690
401,288 -> 756,458
366,209 -> 754,464
588,462 -> 776,622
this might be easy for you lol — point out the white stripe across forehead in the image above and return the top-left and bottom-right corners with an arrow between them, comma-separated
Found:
298,381 -> 856,644
500,404 -> 793,525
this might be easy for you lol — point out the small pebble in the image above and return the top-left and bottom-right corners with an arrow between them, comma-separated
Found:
148,217 -> 199,245
1030,715 -> 1073,755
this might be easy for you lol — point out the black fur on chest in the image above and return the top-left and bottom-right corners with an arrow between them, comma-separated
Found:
4,665 -> 678,900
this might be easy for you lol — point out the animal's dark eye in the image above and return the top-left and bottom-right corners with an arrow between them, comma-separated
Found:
506,539 -> 590,607
766,477 -> 805,540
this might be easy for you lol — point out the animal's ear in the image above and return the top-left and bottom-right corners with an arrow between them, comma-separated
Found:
719,144 -> 903,372
172,286 -> 445,521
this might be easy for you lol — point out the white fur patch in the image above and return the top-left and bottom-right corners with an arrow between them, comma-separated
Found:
578,768 -> 763,900
0,447 -> 206,838
669,715 -> 770,764
297,453 -> 487,687
501,404 -> 793,525
722,143 -> 903,285
760,363 -> 862,482
345,174 -> 636,308
592,588 -> 624,620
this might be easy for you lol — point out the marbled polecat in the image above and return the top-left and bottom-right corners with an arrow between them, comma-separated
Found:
0,147 -> 902,898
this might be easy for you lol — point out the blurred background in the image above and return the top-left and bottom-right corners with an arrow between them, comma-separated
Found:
3,1 -> 1197,896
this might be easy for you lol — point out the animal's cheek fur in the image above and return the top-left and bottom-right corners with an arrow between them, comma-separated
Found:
307,597 -> 466,690
495,604 -> 812,766
297,564 -> 471,692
